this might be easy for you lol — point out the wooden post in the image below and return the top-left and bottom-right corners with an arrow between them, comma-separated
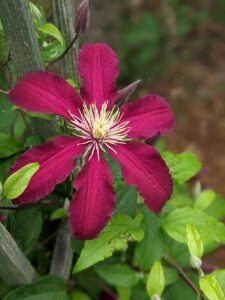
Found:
0,0 -> 56,138
51,0 -> 78,80
50,220 -> 73,280
0,223 -> 38,285
0,0 -> 58,285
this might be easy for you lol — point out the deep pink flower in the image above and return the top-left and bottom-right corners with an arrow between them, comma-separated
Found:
8,43 -> 175,239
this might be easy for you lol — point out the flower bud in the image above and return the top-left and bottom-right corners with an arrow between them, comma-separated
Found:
74,0 -> 90,35
117,79 -> 141,105
151,295 -> 161,300
0,214 -> 5,222
190,255 -> 202,270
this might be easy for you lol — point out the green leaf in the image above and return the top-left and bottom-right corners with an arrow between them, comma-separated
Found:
10,208 -> 43,254
200,275 -> 224,300
0,181 -> 2,196
0,93 -> 17,132
50,208 -> 67,221
194,189 -> 216,210
29,2 -> 42,24
117,287 -> 131,300
13,116 -> 26,139
24,135 -> 42,147
164,267 -> 179,286
205,194 -> 225,220
71,290 -> 91,300
3,275 -> 70,300
66,79 -> 79,89
162,207 -> 225,246
0,133 -> 22,158
212,270 -> 225,295
3,163 -> 40,200
105,153 -> 121,179
146,261 -> 165,297
41,40 -> 65,62
115,180 -> 138,217
38,23 -> 64,45
135,206 -> 163,270
186,224 -> 203,258
94,263 -> 139,288
162,151 -> 201,184
73,214 -> 144,273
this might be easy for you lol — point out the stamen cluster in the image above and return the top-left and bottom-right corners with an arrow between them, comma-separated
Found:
69,102 -> 130,159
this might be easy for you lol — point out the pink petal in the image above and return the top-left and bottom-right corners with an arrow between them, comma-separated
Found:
78,43 -> 119,110
8,71 -> 82,120
120,94 -> 175,139
69,151 -> 115,239
107,142 -> 172,213
10,136 -> 86,204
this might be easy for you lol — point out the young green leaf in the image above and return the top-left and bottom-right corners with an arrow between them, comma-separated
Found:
147,261 -> 165,297
117,287 -> 131,300
3,163 -> 40,200
73,214 -> 144,273
0,181 -> 2,196
66,79 -> 79,89
94,263 -> 139,288
50,208 -> 67,221
38,23 -> 64,45
162,207 -> 225,246
71,290 -> 91,300
162,151 -> 201,184
212,270 -> 225,295
186,224 -> 203,259
199,275 -> 225,300
194,189 -> 216,210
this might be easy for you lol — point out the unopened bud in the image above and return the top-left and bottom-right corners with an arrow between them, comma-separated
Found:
151,295 -> 161,300
190,255 -> 202,270
0,214 -> 5,222
74,0 -> 90,34
117,79 -> 141,105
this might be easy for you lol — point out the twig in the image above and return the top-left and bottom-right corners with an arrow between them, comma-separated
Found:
48,34 -> 79,66
164,254 -> 203,300
89,276 -> 117,299
0,199 -> 64,211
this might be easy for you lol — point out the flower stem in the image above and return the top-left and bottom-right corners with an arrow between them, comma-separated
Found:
164,254 -> 203,299
48,34 -> 79,66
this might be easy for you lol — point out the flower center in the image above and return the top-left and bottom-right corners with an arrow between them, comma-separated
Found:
69,102 -> 130,159
92,121 -> 108,139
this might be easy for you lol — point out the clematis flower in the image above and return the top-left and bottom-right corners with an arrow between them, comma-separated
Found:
8,43 -> 175,239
